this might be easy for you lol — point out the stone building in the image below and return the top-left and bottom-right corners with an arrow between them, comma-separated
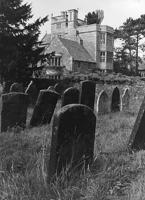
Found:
42,9 -> 114,75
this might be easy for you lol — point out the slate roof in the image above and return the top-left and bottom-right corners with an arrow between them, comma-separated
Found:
59,37 -> 95,63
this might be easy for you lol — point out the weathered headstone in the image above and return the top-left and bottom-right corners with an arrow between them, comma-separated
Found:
111,87 -> 120,112
1,93 -> 29,132
30,90 -> 60,127
121,88 -> 130,111
25,81 -> 38,105
61,87 -> 80,107
10,82 -> 23,93
96,90 -> 110,115
128,96 -> 145,151
79,80 -> 96,110
48,104 -> 96,181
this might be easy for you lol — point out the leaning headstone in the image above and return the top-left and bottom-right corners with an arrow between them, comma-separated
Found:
48,104 -> 96,181
121,88 -> 130,111
96,90 -> 110,115
10,82 -> 23,93
128,96 -> 145,151
30,90 -> 60,127
25,81 -> 38,105
1,93 -> 29,132
61,87 -> 80,107
79,80 -> 96,110
111,87 -> 120,112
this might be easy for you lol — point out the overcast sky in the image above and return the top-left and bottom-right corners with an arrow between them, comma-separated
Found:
25,0 -> 145,37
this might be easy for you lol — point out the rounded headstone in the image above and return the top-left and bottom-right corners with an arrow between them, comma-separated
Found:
10,82 -> 23,93
30,90 -> 60,127
111,87 -> 120,112
96,90 -> 110,115
48,104 -> 96,181
1,92 -> 29,132
61,87 -> 80,107
80,80 -> 96,110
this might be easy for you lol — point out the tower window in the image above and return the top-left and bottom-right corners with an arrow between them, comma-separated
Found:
100,51 -> 106,62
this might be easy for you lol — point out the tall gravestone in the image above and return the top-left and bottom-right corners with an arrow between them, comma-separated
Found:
25,81 -> 38,105
128,96 -> 145,150
79,81 -> 96,110
48,104 -> 96,182
10,82 -> 23,93
61,87 -> 80,107
1,93 -> 29,132
111,87 -> 120,112
30,90 -> 60,127
121,88 -> 130,111
96,90 -> 110,115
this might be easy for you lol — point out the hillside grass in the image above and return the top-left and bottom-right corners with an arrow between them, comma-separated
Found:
0,81 -> 145,199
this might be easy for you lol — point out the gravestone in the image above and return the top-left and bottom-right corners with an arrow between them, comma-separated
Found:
79,80 -> 96,110
121,88 -> 130,111
96,90 -> 110,115
1,93 -> 29,132
128,96 -> 145,150
47,86 -> 54,91
111,87 -> 120,112
10,82 -> 23,93
48,104 -> 96,181
25,81 -> 38,105
30,90 -> 60,127
61,87 -> 80,107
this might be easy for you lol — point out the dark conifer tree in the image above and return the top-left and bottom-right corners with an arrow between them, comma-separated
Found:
0,0 -> 48,83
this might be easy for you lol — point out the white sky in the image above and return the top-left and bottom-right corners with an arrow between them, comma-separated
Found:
25,0 -> 145,38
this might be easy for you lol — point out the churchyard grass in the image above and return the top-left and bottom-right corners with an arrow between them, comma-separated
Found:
0,80 -> 145,199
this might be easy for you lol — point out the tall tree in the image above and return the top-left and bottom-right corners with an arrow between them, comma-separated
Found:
0,0 -> 48,83
114,15 -> 145,74
85,10 -> 104,25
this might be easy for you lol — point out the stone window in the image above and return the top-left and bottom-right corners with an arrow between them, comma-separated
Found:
100,51 -> 106,62
100,32 -> 105,44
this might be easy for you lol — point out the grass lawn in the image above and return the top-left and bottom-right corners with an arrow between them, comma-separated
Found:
0,80 -> 145,199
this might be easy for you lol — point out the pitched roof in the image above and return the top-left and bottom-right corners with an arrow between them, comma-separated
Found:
59,37 -> 95,63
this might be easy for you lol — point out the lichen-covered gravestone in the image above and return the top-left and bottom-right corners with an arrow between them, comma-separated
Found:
128,96 -> 145,150
25,81 -> 38,105
1,93 -> 29,132
10,82 -> 23,93
79,80 -> 96,110
121,88 -> 130,111
61,87 -> 80,107
96,90 -> 110,115
111,87 -> 120,112
30,90 -> 60,127
48,104 -> 96,182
